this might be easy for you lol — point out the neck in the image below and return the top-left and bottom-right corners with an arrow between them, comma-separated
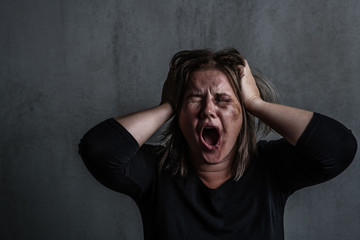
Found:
192,161 -> 232,189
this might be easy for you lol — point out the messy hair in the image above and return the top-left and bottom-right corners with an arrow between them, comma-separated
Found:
160,48 -> 277,181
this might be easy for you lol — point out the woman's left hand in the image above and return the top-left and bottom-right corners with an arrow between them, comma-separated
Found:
238,60 -> 263,112
238,60 -> 313,145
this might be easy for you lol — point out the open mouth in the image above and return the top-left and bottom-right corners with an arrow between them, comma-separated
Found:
201,126 -> 220,150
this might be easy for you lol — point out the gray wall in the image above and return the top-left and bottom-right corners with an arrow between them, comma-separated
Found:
1,0 -> 359,239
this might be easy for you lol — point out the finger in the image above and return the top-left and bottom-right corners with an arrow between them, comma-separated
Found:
236,63 -> 244,74
242,59 -> 253,75
243,59 -> 249,69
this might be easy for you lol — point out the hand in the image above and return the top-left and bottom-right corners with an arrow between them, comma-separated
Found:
238,60 -> 263,112
238,60 -> 313,145
161,70 -> 177,109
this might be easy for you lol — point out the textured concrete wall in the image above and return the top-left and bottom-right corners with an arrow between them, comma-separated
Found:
1,0 -> 359,239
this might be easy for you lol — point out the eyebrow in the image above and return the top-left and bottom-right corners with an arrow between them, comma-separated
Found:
184,88 -> 202,95
184,92 -> 203,99
215,92 -> 230,97
184,91 -> 232,99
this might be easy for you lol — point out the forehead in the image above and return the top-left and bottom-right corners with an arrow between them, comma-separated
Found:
187,68 -> 233,91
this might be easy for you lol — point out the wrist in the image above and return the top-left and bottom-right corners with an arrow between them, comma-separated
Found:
158,102 -> 175,120
244,97 -> 265,115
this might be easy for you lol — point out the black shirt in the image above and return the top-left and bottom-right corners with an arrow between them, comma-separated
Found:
79,113 -> 357,240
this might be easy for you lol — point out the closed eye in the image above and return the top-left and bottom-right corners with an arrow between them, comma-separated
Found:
215,94 -> 232,103
186,94 -> 203,103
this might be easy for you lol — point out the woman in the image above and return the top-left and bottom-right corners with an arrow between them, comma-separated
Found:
79,49 -> 357,240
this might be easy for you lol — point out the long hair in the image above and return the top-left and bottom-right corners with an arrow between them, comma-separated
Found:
159,48 -> 277,180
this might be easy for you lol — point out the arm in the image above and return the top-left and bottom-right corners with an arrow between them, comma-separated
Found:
260,113 -> 357,192
79,103 -> 173,200
239,60 -> 313,145
115,102 -> 173,147
115,70 -> 177,147
79,118 -> 159,200
80,103 -> 172,200
247,102 -> 313,146
79,75 -> 177,199
241,61 -> 357,191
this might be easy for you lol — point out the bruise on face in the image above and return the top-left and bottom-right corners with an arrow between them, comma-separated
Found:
178,68 -> 245,167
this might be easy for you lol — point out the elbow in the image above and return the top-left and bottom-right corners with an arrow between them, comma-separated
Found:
78,134 -> 128,189
78,127 -> 127,181
342,129 -> 357,167
78,134 -> 110,178
324,129 -> 357,178
78,133 -> 143,200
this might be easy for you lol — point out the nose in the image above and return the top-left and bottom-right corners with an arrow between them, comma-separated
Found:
200,96 -> 216,119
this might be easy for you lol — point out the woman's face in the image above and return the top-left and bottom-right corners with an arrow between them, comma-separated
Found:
178,68 -> 243,167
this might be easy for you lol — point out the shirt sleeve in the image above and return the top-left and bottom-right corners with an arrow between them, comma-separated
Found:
258,112 -> 357,194
78,118 -> 159,201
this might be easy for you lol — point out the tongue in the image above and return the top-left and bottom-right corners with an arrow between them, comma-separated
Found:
203,128 -> 219,146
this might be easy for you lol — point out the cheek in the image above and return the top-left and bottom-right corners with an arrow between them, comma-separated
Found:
225,103 -> 242,121
178,106 -> 197,138
179,104 -> 198,122
223,103 -> 243,132
178,110 -> 187,133
232,104 -> 242,119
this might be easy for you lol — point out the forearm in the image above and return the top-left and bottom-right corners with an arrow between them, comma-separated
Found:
247,98 -> 313,145
115,103 -> 174,146
239,61 -> 313,145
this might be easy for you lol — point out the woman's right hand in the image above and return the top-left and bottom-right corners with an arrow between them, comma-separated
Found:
114,72 -> 176,147
161,70 -> 177,109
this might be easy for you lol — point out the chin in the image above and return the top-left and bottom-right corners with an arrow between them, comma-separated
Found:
200,151 -> 229,165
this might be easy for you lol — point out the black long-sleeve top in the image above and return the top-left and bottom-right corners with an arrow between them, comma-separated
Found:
79,113 -> 357,240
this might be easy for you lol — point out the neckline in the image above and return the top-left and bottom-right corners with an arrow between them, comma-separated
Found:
193,160 -> 254,192
197,174 -> 234,192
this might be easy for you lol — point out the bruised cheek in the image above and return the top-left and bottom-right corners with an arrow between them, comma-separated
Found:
226,102 -> 242,121
223,103 -> 243,146
223,104 -> 243,136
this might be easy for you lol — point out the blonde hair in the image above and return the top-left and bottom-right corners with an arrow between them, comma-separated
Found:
160,48 -> 277,180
